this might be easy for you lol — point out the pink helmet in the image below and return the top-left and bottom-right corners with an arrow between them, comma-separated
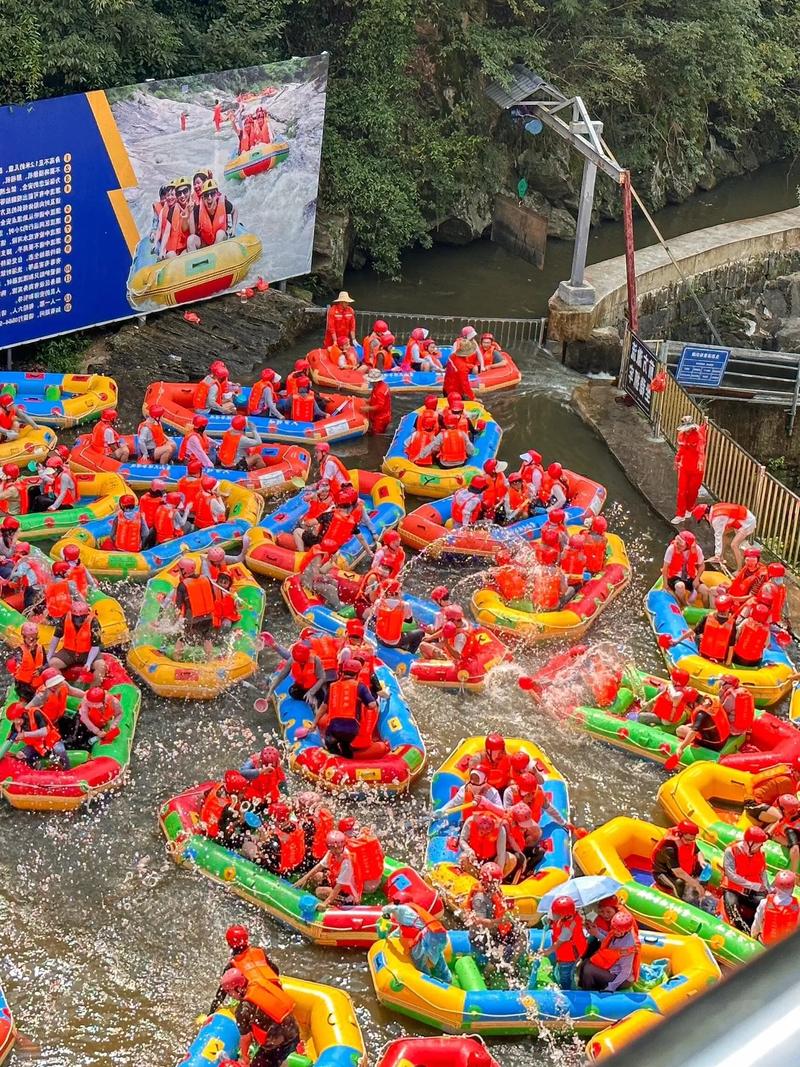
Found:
326,830 -> 346,849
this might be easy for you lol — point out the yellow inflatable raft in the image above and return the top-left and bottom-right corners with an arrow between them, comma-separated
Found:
17,471 -> 129,541
127,556 -> 266,699
0,424 -> 56,466
127,233 -> 262,308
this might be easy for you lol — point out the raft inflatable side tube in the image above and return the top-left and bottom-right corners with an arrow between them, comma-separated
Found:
573,815 -> 762,966
246,469 -> 404,579
586,1008 -> 666,1061
51,481 -> 263,579
0,424 -> 57,466
15,471 -> 130,541
426,736 -> 571,919
160,781 -> 441,948
472,531 -> 630,641
127,555 -> 266,699
223,139 -> 290,180
646,573 -> 794,706
0,656 -> 141,811
382,400 -> 501,499
377,1036 -> 500,1067
69,433 -> 311,494
143,380 -> 370,444
274,660 -> 426,792
368,925 -> 719,1035
1,372 -> 118,428
307,343 -> 522,396
281,569 -> 511,691
0,984 -> 14,1066
127,232 -> 262,308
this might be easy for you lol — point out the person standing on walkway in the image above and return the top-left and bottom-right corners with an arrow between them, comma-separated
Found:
673,415 -> 705,524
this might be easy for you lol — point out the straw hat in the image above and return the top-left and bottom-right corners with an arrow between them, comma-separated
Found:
366,368 -> 383,383
334,291 -> 354,303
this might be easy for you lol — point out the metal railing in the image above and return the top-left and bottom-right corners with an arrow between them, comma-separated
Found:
651,369 -> 800,568
352,311 -> 547,352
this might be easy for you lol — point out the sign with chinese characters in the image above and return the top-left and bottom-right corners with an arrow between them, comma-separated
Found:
624,332 -> 658,415
0,55 -> 328,348
676,345 -> 731,388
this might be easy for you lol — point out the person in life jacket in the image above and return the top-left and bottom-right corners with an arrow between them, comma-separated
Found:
90,409 -> 129,462
276,376 -> 327,423
136,404 -> 176,465
370,579 -> 425,653
381,897 -> 452,982
138,480 -> 166,541
48,599 -> 107,686
724,546 -> 768,604
159,176 -> 191,258
372,529 -> 405,578
311,444 -> 348,497
674,693 -> 733,757
501,471 -> 532,524
763,562 -> 788,626
201,545 -> 232,584
175,461 -> 205,513
335,342 -> 361,373
547,895 -> 589,989
153,491 -> 191,545
212,964 -> 300,1067
480,459 -> 509,522
292,791 -> 335,869
203,361 -> 240,416
516,449 -> 544,504
310,657 -> 380,759
751,870 -> 800,945
560,534 -> 588,585
24,666 -> 84,731
363,331 -> 396,372
324,291 -> 357,349
651,820 -> 716,909
210,571 -> 240,634
43,559 -> 75,622
746,792 -> 800,878
298,544 -> 343,611
179,414 -> 217,469
443,328 -> 478,401
247,368 -> 284,419
582,514 -> 608,573
672,593 -> 736,664
466,733 -> 513,793
4,700 -> 69,770
502,770 -> 567,835
6,620 -> 47,702
170,557 -> 216,659
718,674 -> 755,739
0,394 -> 22,443
458,810 -> 515,879
295,828 -> 364,906
418,421 -> 477,469
0,463 -> 27,516
477,332 -> 503,370
732,602 -> 772,666
108,495 -> 149,554
31,455 -> 77,512
0,515 -> 21,579
462,862 -> 523,973
337,816 -> 386,893
539,462 -> 571,511
579,909 -> 641,992
637,669 -> 695,730
360,319 -> 389,368
661,529 -> 709,608
401,327 -> 431,371
586,895 -> 639,948
67,685 -> 123,751
243,800 -> 307,877
364,368 -> 393,434
692,501 -> 757,570
720,826 -> 769,933
530,545 -> 568,611
191,478 -> 227,532
239,745 -> 286,810
540,509 -> 569,553
427,617 -> 483,682
265,640 -> 327,710
216,414 -> 267,471
451,476 -> 489,531
7,541 -> 47,611
187,178 -> 236,250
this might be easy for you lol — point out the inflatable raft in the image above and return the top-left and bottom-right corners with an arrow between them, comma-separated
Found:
382,401 -> 501,499
51,481 -> 263,579
646,573 -> 794,706
160,781 -> 442,947
14,471 -> 129,541
127,556 -> 265,699
426,736 -> 571,920
70,433 -> 311,494
377,1037 -> 500,1067
472,532 -> 631,641
0,985 -> 14,1065
307,343 -> 521,396
223,139 -> 290,181
657,762 -> 800,874
586,1009 -> 666,1061
0,655 -> 141,811
368,924 -> 719,1035
143,380 -> 369,444
1,372 -> 117,428
127,231 -> 262,307
178,980 -> 363,1067
273,659 -> 426,792
245,470 -> 404,579
574,816 -> 761,966
282,569 -> 511,690
0,544 -> 129,648
398,472 -> 606,556
0,424 -> 56,466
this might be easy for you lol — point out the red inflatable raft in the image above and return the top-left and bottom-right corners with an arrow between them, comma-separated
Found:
378,1037 -> 501,1067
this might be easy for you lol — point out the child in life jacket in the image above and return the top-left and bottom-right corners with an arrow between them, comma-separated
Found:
4,700 -> 70,770
582,514 -> 609,573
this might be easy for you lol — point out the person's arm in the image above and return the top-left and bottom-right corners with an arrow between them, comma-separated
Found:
47,619 -> 65,659
605,947 -> 636,991
304,657 -> 326,702
495,824 -> 508,869
186,437 -> 215,468
264,660 -> 291,700
418,434 -> 442,460
750,896 -> 768,940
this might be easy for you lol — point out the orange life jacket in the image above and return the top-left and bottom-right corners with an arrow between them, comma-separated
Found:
85,693 -> 116,729
532,566 -> 561,610
665,543 -> 703,580
194,376 -> 215,409
506,783 -> 546,823
191,491 -> 217,530
212,588 -> 239,628
445,628 -> 482,671
467,813 -> 501,860
406,428 -> 435,466
200,785 -> 228,837
478,753 -> 511,791
0,408 -> 16,432
468,885 -> 513,937
311,808 -> 335,861
61,615 -> 94,655
139,492 -> 163,529
231,947 -> 294,1024
178,431 -> 212,463
309,635 -> 339,673
560,544 -> 586,580
217,429 -> 243,468
710,502 -> 750,528
20,706 -> 61,756
45,579 -> 73,619
179,576 -> 215,619
590,929 -> 641,981
394,903 -> 446,946
324,509 -> 356,550
723,687 -> 755,735
41,685 -> 69,725
375,599 -> 405,646
588,660 -> 622,708
175,477 -> 203,511
52,472 -> 76,507
438,429 -> 468,466
290,658 -> 318,690
90,421 -> 117,454
652,687 -> 691,725
551,915 -> 588,963
273,824 -> 306,874
114,510 -> 143,551
327,843 -> 364,898
327,678 -> 360,721
247,379 -> 276,415
139,418 -> 167,447
66,563 -> 90,599
720,842 -> 766,891
482,473 -> 508,513
652,832 -> 700,879
347,831 -> 384,883
760,892 -> 800,944
195,195 -> 227,246
451,487 -> 477,525
14,643 -> 45,687
583,533 -> 607,573
291,393 -> 315,423
698,614 -> 735,661
691,700 -> 731,746
165,203 -> 189,254
538,472 -> 570,507
153,505 -> 180,544
734,619 -> 769,663
728,565 -> 767,599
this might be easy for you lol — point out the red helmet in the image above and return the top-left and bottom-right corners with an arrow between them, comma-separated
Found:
379,333 -> 395,346
338,486 -> 358,505
541,527 -> 560,548
744,826 -> 768,845
346,619 -> 365,637
676,820 -> 699,836
177,558 -> 196,575
225,925 -> 249,950
260,368 -> 277,381
38,667 -> 61,685
0,395 -> 13,408
551,895 -> 576,917
315,442 -> 330,455
441,622 -> 458,639
292,643 -> 311,663
431,586 -> 450,603
744,547 -> 762,559
691,504 -> 710,522
62,544 -> 81,562
479,862 -> 503,883
778,793 -> 800,813
5,702 -> 25,721
294,376 -> 310,391
485,733 -> 505,753
715,595 -> 733,613
192,414 -> 209,430
758,583 -> 776,603
223,771 -> 248,795
590,515 -> 607,534
101,409 -> 117,422
423,396 -> 438,410
753,603 -> 770,622
149,404 -> 165,419
294,359 -> 310,372
444,604 -> 464,620
670,668 -> 690,686
511,801 -> 532,823
383,530 -> 401,546
200,476 -> 216,491
547,462 -> 563,478
207,546 -> 225,563
14,540 -> 29,554
259,746 -> 281,766
70,601 -> 90,616
517,772 -> 539,795
52,561 -> 70,577
484,459 -> 498,474
150,479 -> 167,492
231,415 -> 247,431
610,910 -> 634,934
165,492 -> 182,506
271,801 -> 292,823
411,327 -> 426,341
719,674 -> 739,688
511,750 -> 529,772
86,686 -> 106,704
470,475 -> 488,492
373,319 -> 389,333
768,562 -> 786,578
774,871 -> 796,891
519,450 -> 542,465
549,509 -> 566,525
45,456 -> 63,468
338,816 -> 357,833
460,326 -> 476,339
326,830 -> 346,849
1,463 -> 19,479
187,460 -> 203,477
680,530 -> 696,546
341,657 -> 363,675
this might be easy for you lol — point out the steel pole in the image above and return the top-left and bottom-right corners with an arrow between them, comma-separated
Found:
557,157 -> 597,305
621,170 -> 639,334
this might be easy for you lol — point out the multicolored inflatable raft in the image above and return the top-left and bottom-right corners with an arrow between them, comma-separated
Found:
273,659 -> 426,792
426,736 -> 571,920
143,381 -> 369,444
0,985 -> 14,1065
70,433 -> 311,494
281,570 -> 511,690
573,816 -> 761,966
398,471 -> 605,556
160,780 -> 442,947
127,556 -> 265,699
368,924 -> 719,1034
245,470 -> 404,579
127,231 -> 262,307
223,139 -> 290,181
177,976 -> 364,1067
0,424 -> 57,466
1,372 -> 117,428
646,574 -> 795,706
51,482 -> 262,579
0,656 -> 141,811
382,401 -> 501,499
307,343 -> 521,395
472,532 -> 630,641
14,471 -> 129,541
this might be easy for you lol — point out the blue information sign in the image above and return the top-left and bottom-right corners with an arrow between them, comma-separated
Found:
676,345 -> 731,388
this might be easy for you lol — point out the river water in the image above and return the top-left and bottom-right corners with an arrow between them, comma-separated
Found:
5,162 -> 796,1066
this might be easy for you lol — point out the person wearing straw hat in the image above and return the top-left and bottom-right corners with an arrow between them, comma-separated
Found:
364,368 -> 392,434
324,290 -> 357,349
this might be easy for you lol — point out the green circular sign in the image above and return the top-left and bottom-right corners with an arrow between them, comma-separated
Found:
517,178 -> 528,199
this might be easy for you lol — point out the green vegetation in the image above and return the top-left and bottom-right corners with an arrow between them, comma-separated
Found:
2,0 -> 800,274
25,333 -> 90,374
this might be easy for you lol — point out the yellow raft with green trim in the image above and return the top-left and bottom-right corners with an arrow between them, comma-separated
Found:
17,471 -> 128,541
0,424 -> 57,466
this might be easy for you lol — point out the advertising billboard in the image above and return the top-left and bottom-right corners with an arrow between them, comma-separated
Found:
0,54 -> 329,349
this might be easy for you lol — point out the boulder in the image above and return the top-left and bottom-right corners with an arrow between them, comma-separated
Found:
311,210 -> 353,291
431,192 -> 492,245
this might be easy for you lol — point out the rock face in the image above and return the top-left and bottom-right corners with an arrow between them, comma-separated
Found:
431,191 -> 493,244
311,210 -> 353,293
